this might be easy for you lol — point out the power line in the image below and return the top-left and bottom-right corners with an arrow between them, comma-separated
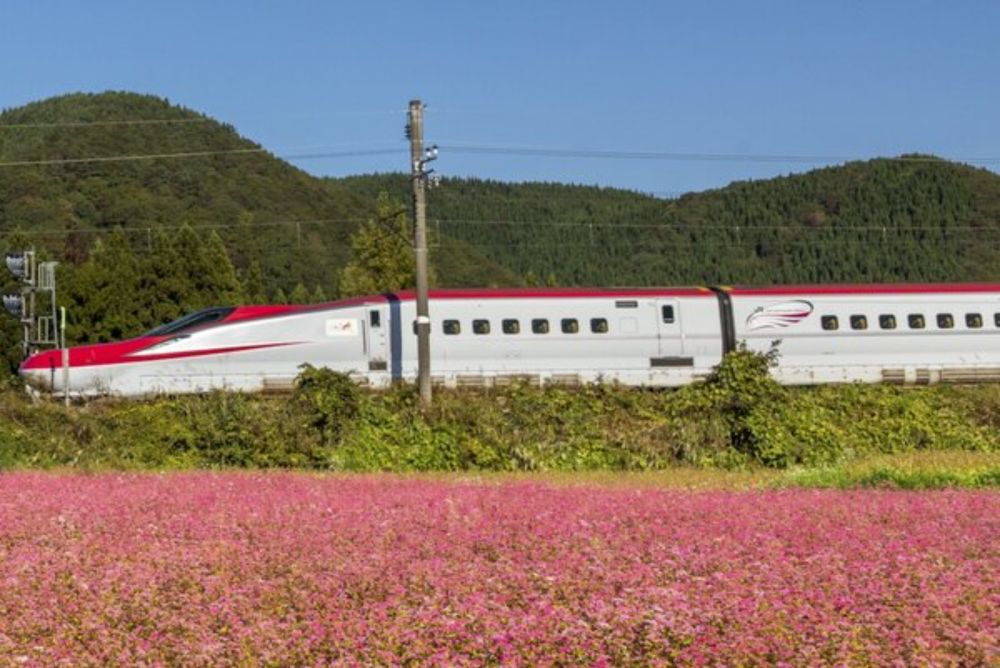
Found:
0,147 -> 266,167
436,142 -> 1000,166
453,238 -> 996,251
283,148 -> 403,161
0,109 -> 410,130
2,217 -> 996,241
0,137 -> 994,171
0,146 -> 403,168
0,218 -> 371,239
9,236 -> 986,263
434,218 -> 996,232
0,118 -> 213,129
3,220 -> 995,240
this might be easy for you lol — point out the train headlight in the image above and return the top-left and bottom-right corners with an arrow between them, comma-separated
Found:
4,252 -> 27,279
2,294 -> 23,317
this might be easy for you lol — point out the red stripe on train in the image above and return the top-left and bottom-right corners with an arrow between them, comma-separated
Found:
21,340 -> 299,370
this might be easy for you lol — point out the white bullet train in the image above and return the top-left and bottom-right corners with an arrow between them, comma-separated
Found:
19,284 -> 1000,397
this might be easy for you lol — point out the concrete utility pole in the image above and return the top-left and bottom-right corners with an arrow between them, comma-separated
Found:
407,99 -> 437,407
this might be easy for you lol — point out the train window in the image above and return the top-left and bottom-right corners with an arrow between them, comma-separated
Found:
443,320 -> 461,335
850,315 -> 868,331
502,319 -> 520,335
146,307 -> 235,336
821,315 -> 839,331
561,318 -> 579,334
908,314 -> 925,329
473,319 -> 491,335
879,314 -> 897,330
937,314 -> 954,329
370,310 -> 381,328
995,313 -> 1000,328
591,318 -> 609,333
966,313 -> 983,329
532,319 -> 549,334
662,305 -> 675,324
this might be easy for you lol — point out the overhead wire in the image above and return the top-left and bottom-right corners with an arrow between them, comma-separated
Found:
0,122 -> 996,168
0,118 -> 214,129
432,218 -> 995,232
4,228 -> 992,258
436,142 -> 1000,166
2,205 -> 998,238
0,106 -> 412,130
0,146 -> 404,168
0,113 -> 997,257
3,215 -> 996,240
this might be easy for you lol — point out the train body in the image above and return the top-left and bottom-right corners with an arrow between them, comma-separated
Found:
19,284 -> 1000,397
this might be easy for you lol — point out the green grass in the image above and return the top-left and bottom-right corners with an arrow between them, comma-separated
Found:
3,450 -> 997,490
406,451 -> 1000,490
775,450 -> 1000,490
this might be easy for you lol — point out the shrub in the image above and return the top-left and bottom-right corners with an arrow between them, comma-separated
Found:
1,357 -> 999,472
293,365 -> 361,445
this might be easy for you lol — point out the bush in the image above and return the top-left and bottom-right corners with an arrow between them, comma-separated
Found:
294,365 -> 361,445
0,355 -> 999,472
163,392 -> 328,468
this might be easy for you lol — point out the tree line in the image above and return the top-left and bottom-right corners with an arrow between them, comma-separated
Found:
337,157 -> 1000,287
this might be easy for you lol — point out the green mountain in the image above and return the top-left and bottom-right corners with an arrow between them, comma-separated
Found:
335,158 -> 1000,286
0,91 -> 515,295
3,91 -> 1000,296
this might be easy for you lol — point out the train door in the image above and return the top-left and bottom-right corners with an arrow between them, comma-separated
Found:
655,299 -> 685,357
366,307 -> 389,371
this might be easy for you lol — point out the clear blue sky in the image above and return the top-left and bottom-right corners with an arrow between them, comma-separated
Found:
1,1 -> 998,195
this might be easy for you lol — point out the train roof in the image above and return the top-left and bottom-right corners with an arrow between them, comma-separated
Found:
223,283 -> 1000,324
392,287 -> 714,300
273,286 -> 714,311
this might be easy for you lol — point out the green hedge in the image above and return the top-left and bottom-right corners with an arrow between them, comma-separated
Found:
1,352 -> 999,472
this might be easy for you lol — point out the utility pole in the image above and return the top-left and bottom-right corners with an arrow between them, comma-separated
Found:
407,99 -> 437,407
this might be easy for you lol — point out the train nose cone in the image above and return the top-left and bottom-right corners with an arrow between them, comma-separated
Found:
19,350 -> 61,391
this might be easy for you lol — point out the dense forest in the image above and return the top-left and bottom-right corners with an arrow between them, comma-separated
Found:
3,91 -> 1000,378
339,159 -> 1000,286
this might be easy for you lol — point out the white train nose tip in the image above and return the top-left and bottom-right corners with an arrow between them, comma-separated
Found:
20,368 -> 53,391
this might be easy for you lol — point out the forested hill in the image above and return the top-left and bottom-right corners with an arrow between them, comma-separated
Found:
3,91 -> 1000,293
2,91 -> 1000,376
334,158 -> 1000,286
0,92 -> 514,295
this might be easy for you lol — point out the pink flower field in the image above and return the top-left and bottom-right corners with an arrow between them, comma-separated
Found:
0,474 -> 996,666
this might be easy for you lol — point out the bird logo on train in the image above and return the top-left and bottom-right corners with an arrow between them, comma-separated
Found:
746,300 -> 814,331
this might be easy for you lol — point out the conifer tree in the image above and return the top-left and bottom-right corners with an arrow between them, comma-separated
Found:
169,224 -> 207,310
142,229 -> 186,328
288,283 -> 310,305
337,192 -> 417,297
197,231 -> 245,306
65,230 -> 143,343
242,260 -> 267,304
